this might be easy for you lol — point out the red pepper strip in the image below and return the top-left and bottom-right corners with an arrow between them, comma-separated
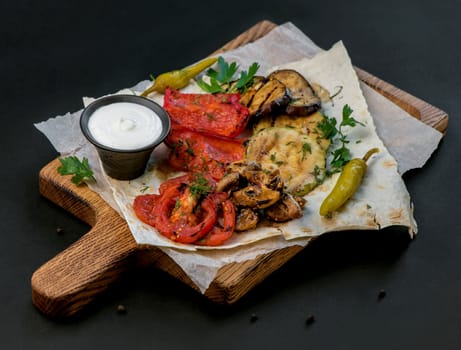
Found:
163,88 -> 249,138
133,194 -> 160,227
166,126 -> 245,180
153,185 -> 218,243
197,199 -> 236,246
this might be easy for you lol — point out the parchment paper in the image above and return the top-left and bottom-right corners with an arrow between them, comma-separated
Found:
35,22 -> 442,292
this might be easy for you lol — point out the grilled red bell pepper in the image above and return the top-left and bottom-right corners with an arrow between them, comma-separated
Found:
163,88 -> 249,138
166,126 -> 245,180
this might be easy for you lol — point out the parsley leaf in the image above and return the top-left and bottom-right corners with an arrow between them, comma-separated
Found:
197,57 -> 260,93
232,62 -> 260,92
57,156 -> 96,185
341,104 -> 364,128
319,104 -> 365,175
317,115 -> 337,140
196,78 -> 223,93
331,146 -> 351,170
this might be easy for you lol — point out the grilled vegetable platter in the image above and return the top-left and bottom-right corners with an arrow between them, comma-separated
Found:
33,21 -> 447,317
104,41 -> 416,251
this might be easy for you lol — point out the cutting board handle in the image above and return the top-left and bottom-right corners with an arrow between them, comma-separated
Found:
32,159 -> 138,318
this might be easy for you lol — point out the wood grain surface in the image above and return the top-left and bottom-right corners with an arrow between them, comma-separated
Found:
31,20 -> 448,318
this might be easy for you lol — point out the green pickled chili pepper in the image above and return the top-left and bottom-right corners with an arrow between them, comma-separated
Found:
320,148 -> 379,217
141,57 -> 218,96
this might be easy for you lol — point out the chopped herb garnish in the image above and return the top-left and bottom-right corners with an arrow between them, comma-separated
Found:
190,174 -> 213,198
185,140 -> 195,156
302,142 -> 312,160
140,185 -> 150,193
57,156 -> 96,185
330,85 -> 343,100
197,56 -> 260,93
312,165 -> 325,184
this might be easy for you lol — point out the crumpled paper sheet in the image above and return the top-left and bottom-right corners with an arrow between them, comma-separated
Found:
35,22 -> 442,293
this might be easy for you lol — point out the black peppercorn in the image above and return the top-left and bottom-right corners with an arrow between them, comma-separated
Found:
305,314 -> 315,326
116,304 -> 127,314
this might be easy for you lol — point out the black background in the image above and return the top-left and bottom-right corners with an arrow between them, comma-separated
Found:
2,0 -> 461,349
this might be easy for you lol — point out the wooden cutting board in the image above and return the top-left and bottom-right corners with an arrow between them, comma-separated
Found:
31,20 -> 448,318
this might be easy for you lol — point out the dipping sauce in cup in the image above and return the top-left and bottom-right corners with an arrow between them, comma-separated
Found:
80,95 -> 170,180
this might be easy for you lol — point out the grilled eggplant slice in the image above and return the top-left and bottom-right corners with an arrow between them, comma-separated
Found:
244,79 -> 290,118
268,69 -> 321,116
245,126 -> 326,196
239,76 -> 266,107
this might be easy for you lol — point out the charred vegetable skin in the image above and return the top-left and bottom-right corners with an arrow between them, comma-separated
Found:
268,70 -> 321,116
239,69 -> 321,118
320,148 -> 379,217
141,57 -> 218,96
244,79 -> 290,118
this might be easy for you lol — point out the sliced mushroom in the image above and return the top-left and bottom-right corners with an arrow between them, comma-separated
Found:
235,208 -> 259,232
232,184 -> 280,209
215,172 -> 241,193
241,168 -> 283,192
265,193 -> 304,222
293,195 -> 307,208
227,161 -> 261,175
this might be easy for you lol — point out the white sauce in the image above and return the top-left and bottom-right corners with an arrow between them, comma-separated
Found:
88,102 -> 163,150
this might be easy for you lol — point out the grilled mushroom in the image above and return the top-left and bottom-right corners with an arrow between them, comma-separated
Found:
241,168 -> 283,192
232,184 -> 280,209
265,193 -> 304,222
226,161 -> 260,176
235,208 -> 259,232
216,172 -> 241,193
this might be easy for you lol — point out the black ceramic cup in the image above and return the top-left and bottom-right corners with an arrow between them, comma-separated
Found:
80,95 -> 170,180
